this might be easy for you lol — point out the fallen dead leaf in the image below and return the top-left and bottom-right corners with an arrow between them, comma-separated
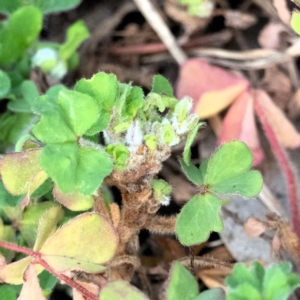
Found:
218,90 -> 264,165
244,217 -> 268,237
253,89 -> 300,148
176,59 -> 249,119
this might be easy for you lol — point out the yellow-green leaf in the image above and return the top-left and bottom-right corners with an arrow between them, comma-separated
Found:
40,213 -> 118,273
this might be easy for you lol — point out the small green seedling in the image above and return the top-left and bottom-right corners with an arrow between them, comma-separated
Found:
226,261 -> 300,300
177,141 -> 263,245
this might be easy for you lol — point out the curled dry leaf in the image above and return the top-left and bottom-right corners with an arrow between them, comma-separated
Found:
253,90 -> 300,148
218,90 -> 264,165
258,22 -> 288,50
18,264 -> 45,300
244,217 -> 268,237
176,59 -> 249,119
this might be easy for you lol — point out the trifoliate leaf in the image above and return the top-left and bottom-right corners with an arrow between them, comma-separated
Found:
0,70 -> 11,98
40,143 -> 78,193
76,147 -> 113,195
75,72 -> 119,134
40,212 -> 118,273
166,262 -> 198,300
205,141 -> 263,197
57,89 -> 99,136
32,113 -> 77,144
31,85 -> 66,115
176,194 -> 223,246
226,262 -> 300,300
122,86 -> 144,120
100,280 -> 149,300
151,75 -> 174,97
209,170 -> 263,197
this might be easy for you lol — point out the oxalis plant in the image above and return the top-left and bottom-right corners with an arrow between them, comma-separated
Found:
0,71 -> 298,300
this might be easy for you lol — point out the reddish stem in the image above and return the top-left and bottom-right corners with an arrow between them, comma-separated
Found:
0,241 -> 98,300
37,258 -> 98,300
254,90 -> 300,238
0,241 -> 34,256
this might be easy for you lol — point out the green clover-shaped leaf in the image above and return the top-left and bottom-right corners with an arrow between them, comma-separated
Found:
204,141 -> 263,197
176,194 -> 223,246
166,262 -> 199,300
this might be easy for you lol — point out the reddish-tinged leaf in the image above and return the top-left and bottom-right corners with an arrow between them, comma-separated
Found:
53,184 -> 94,211
0,149 -> 42,195
33,205 -> 63,251
176,59 -> 249,119
218,90 -> 264,165
40,213 -> 118,273
21,170 -> 49,208
18,264 -> 46,300
0,257 -> 32,285
255,90 -> 300,148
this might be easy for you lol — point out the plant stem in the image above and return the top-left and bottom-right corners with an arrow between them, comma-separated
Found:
37,258 -> 98,300
0,241 -> 98,300
0,241 -> 34,256
254,90 -> 300,238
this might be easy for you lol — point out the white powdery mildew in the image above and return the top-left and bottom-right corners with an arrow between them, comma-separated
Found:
125,120 -> 143,152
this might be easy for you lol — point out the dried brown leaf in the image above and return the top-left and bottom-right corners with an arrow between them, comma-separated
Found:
244,217 -> 268,237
